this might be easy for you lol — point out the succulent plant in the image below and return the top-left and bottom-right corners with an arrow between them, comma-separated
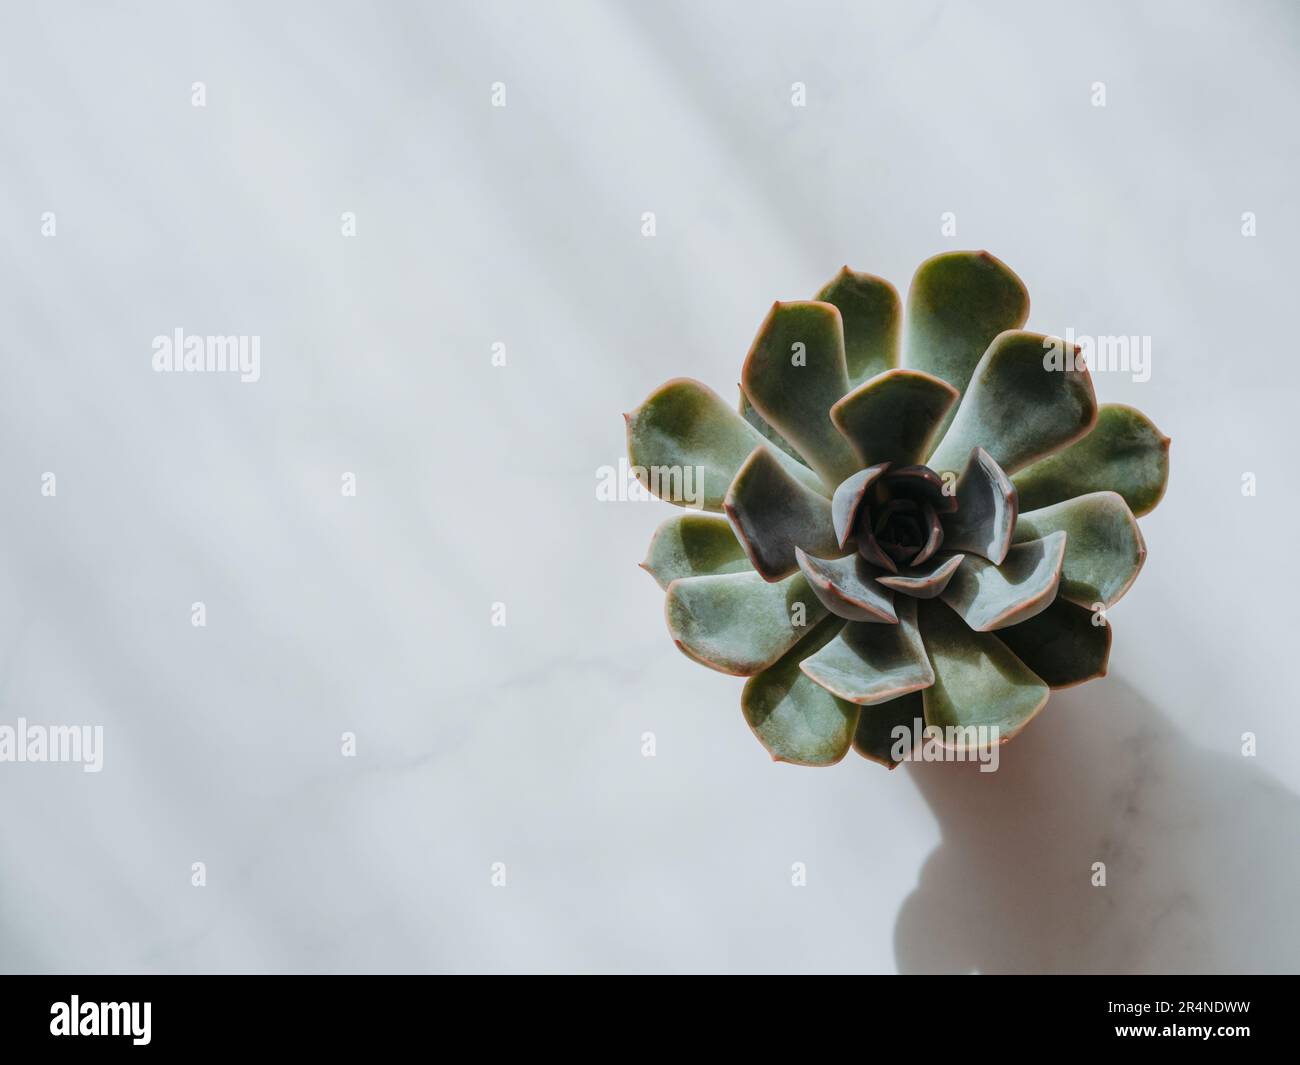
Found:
627,251 -> 1169,768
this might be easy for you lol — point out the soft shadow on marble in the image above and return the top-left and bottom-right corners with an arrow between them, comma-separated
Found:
895,676 -> 1300,974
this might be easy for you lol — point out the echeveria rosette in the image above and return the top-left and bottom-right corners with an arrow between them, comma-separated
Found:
628,252 -> 1170,768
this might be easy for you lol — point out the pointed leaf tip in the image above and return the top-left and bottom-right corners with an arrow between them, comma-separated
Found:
742,301 -> 859,486
1011,404 -> 1171,517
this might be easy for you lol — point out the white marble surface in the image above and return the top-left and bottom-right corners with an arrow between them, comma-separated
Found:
0,0 -> 1297,973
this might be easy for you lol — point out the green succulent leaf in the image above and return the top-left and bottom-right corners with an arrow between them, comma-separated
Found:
902,250 -> 1029,430
741,301 -> 861,487
831,462 -> 890,549
742,617 -> 859,766
918,598 -> 1050,743
641,512 -> 752,589
940,531 -> 1066,631
876,552 -> 965,599
799,597 -> 933,704
626,378 -> 826,511
853,690 -> 925,769
856,524 -> 899,574
813,268 -> 901,386
1012,403 -> 1171,517
994,596 -> 1112,689
1013,491 -> 1146,608
738,388 -> 809,467
940,447 -> 1018,564
795,547 -> 898,624
830,369 -> 959,468
927,331 -> 1098,478
912,502 -> 944,566
725,447 -> 841,581
665,570 -> 827,676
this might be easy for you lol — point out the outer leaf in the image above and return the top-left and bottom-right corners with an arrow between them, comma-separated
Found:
641,512 -> 751,589
742,617 -> 858,766
725,447 -> 840,581
917,598 -> 1050,744
1012,403 -> 1171,517
665,570 -> 826,676
927,331 -> 1098,477
814,268 -> 901,386
902,250 -> 1029,432
852,690 -> 925,769
1013,492 -> 1146,608
994,596 -> 1112,689
939,531 -> 1066,631
830,369 -> 958,468
741,301 -> 861,487
738,388 -> 809,468
940,447 -> 1017,564
626,378 -> 826,511
800,598 -> 934,704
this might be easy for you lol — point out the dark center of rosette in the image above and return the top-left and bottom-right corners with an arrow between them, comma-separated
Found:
855,465 -> 956,572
